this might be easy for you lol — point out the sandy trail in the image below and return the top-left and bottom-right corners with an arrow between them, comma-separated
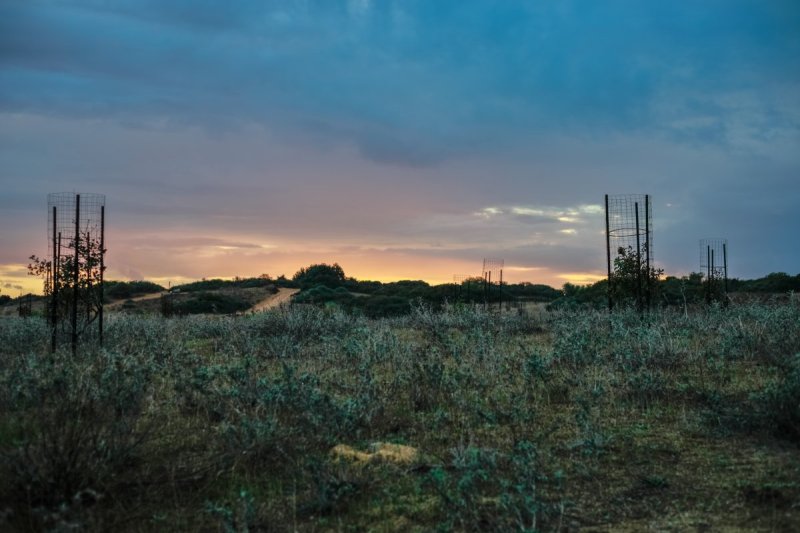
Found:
107,291 -> 164,310
248,288 -> 299,313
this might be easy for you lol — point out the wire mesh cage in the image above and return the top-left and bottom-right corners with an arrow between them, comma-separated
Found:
47,193 -> 106,258
699,238 -> 728,304
482,258 -> 505,309
699,238 -> 727,274
605,194 -> 653,311
46,192 -> 106,352
482,259 -> 505,277
605,194 -> 653,260
453,274 -> 478,303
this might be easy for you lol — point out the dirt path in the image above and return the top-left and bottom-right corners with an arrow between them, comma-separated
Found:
248,288 -> 299,313
106,291 -> 165,310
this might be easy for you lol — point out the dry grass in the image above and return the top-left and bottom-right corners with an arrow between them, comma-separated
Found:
0,301 -> 798,531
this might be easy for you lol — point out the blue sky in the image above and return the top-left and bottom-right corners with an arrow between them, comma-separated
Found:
1,1 -> 799,292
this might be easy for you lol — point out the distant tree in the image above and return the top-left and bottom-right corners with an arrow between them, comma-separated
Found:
292,263 -> 347,289
344,279 -> 383,294
293,285 -> 354,306
105,280 -> 165,301
660,274 -> 706,307
751,272 -> 800,293
547,280 -> 608,309
507,282 -> 562,302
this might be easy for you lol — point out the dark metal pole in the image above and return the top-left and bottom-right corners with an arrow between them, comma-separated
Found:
483,272 -> 487,310
706,245 -> 711,305
605,194 -> 612,311
86,232 -> 92,322
645,195 -> 650,311
499,268 -> 503,312
57,231 -> 62,324
711,248 -> 715,302
72,194 -> 80,354
723,242 -> 728,305
486,270 -> 492,309
99,205 -> 105,345
635,201 -> 642,313
51,206 -> 58,353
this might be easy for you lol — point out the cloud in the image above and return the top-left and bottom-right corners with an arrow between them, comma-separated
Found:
2,1 -> 798,166
0,2 -> 798,285
121,236 -> 265,251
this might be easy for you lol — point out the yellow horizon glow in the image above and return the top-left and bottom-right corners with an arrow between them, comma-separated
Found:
0,263 -> 44,296
2,260 -> 609,296
558,272 -> 606,285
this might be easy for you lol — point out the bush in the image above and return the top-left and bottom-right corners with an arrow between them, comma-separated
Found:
759,353 -> 800,442
362,295 -> 411,318
105,280 -> 165,300
175,292 -> 251,315
293,263 -> 347,290
293,285 -> 354,306
0,349 -> 154,521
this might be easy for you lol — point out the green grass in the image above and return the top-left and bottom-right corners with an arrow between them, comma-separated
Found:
0,301 -> 798,531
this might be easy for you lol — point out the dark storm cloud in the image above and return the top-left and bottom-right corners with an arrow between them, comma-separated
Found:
3,1 -> 799,162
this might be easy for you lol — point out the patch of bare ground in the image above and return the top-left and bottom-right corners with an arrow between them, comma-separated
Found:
248,287 -> 299,312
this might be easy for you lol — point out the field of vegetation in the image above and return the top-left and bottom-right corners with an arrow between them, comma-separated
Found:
1,299 -> 799,531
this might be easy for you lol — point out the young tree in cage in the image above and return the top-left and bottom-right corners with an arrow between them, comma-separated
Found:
28,229 -> 106,335
609,245 -> 663,309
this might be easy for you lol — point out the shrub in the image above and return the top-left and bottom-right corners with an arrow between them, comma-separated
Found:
0,348 -> 154,521
759,353 -> 800,442
175,292 -> 251,315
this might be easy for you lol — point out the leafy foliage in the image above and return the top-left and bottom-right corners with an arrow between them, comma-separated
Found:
173,276 -> 276,293
0,300 -> 799,530
609,245 -> 664,308
293,263 -> 347,289
28,231 -> 105,332
105,280 -> 164,300
173,291 -> 252,315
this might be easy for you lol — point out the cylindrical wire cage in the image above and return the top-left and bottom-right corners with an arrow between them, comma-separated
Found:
47,193 -> 106,258
699,238 -> 727,275
453,274 -> 472,302
606,194 -> 653,261
699,238 -> 729,305
481,258 -> 505,310
482,259 -> 504,276
46,192 -> 106,352
605,194 -> 653,311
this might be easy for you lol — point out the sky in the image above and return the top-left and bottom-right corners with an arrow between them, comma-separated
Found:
1,0 -> 799,295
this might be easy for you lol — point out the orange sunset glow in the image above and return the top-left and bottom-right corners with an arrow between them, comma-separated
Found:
2,2 -> 798,296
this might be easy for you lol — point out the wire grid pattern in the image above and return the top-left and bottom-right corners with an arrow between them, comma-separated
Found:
47,193 -> 105,259
482,258 -> 504,277
699,238 -> 728,276
606,194 -> 653,262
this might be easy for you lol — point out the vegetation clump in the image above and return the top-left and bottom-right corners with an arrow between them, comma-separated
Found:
104,280 -> 164,300
0,298 -> 799,530
172,291 -> 253,315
